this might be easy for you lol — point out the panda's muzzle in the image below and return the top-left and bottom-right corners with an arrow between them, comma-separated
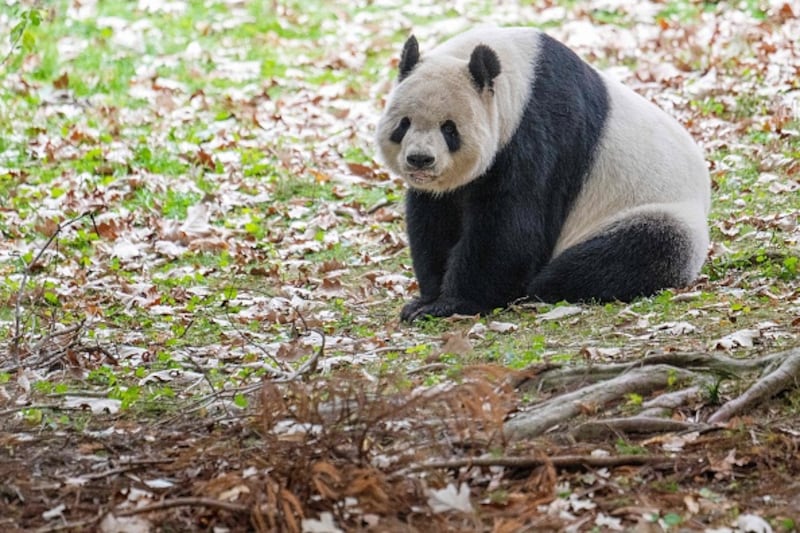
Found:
406,152 -> 436,169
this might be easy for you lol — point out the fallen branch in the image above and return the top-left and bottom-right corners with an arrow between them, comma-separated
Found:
83,459 -> 174,481
114,497 -> 248,517
708,348 -> 800,424
405,453 -> 674,473
35,513 -> 103,533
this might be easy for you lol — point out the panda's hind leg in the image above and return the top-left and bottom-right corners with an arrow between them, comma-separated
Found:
528,212 -> 704,303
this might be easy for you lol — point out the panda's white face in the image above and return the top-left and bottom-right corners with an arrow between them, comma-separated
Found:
377,56 -> 499,193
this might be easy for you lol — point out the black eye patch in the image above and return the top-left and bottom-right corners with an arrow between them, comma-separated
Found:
390,117 -> 411,143
441,120 -> 460,152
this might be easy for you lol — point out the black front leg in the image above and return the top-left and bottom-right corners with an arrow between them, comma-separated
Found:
405,197 -> 545,322
403,189 -> 463,312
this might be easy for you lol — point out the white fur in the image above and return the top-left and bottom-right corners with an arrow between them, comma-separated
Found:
553,73 -> 711,279
376,27 -> 540,193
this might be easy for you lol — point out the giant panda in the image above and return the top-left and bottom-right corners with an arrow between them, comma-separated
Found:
375,27 -> 711,322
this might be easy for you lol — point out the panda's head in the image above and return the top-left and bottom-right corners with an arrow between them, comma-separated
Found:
377,36 -> 502,193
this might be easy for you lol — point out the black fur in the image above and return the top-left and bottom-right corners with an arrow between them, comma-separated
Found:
527,214 -> 694,302
399,36 -> 420,81
390,117 -> 410,143
468,45 -> 501,91
402,34 -> 612,322
440,120 -> 460,152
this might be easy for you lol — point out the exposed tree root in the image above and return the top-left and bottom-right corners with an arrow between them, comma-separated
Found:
708,347 -> 800,424
515,351 -> 785,394
639,385 -> 706,417
572,416 -> 708,440
505,365 -> 697,439
505,348 -> 800,441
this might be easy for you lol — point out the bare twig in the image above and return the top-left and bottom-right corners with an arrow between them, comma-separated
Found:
82,459 -> 174,481
406,363 -> 450,375
708,348 -> 800,424
113,497 -> 248,517
30,322 -> 84,356
285,328 -> 325,380
0,403 -> 91,417
34,512 -> 104,533
225,302 -> 326,381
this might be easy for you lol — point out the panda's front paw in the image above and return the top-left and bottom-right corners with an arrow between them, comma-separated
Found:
400,298 -> 432,323
401,297 -> 483,323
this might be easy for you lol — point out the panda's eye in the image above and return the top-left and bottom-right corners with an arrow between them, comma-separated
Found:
440,120 -> 460,152
390,117 -> 411,143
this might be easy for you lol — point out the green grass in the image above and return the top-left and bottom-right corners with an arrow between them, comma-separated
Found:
1,0 -> 797,450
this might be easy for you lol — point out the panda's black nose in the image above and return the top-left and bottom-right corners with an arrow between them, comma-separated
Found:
406,153 -> 435,169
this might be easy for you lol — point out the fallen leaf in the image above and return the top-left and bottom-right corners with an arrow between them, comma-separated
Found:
438,331 -> 473,356
180,203 -> 212,236
99,514 -> 151,533
712,329 -> 759,350
652,321 -> 697,335
488,321 -> 518,333
737,514 -> 773,533
426,483 -> 473,514
42,504 -> 66,521
301,512 -> 344,533
536,305 -> 582,322
63,396 -> 122,415
111,239 -> 142,261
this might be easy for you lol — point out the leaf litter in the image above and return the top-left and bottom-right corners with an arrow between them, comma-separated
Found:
1,0 -> 800,531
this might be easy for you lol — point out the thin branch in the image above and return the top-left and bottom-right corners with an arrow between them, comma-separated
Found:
708,348 -> 800,424
0,17 -> 28,69
0,403 -> 92,417
407,363 -> 449,375
82,459 -> 175,481
33,512 -> 103,533
114,497 -> 248,517
223,305 -> 294,378
284,328 -> 325,380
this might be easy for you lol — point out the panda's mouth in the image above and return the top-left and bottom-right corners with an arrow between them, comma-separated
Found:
407,170 -> 436,185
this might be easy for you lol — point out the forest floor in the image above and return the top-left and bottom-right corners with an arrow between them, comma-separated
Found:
1,0 -> 799,531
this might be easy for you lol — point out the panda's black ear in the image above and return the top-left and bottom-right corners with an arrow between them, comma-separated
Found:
398,35 -> 420,81
468,45 -> 501,92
